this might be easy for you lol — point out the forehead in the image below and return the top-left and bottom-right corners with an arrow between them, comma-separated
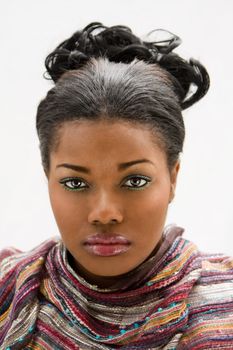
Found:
53,120 -> 163,153
50,121 -> 167,177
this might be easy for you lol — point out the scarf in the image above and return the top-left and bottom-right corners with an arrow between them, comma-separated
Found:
1,225 -> 233,349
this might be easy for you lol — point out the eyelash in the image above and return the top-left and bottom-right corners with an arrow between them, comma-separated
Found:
59,175 -> 152,192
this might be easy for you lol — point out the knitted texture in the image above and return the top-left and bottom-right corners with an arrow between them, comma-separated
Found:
0,229 -> 233,349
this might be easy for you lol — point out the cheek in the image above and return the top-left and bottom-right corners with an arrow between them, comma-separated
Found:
130,183 -> 170,221
126,183 -> 171,246
48,184 -> 84,234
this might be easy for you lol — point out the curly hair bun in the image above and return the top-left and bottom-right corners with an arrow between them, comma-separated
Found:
44,22 -> 210,110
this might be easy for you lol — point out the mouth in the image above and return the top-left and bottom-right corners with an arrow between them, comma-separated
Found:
83,233 -> 131,257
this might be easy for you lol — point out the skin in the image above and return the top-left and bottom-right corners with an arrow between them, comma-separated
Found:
46,119 -> 180,287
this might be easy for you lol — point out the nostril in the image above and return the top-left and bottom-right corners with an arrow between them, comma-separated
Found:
92,218 -> 119,225
88,205 -> 124,225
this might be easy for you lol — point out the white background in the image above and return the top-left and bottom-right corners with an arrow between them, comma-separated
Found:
0,0 -> 232,255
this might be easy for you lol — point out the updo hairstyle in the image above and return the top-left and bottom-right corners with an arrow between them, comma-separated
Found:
36,22 -> 210,174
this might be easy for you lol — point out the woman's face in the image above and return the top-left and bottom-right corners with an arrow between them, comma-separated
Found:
47,119 -> 179,285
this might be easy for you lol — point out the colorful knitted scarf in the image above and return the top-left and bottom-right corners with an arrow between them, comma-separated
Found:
0,226 -> 233,349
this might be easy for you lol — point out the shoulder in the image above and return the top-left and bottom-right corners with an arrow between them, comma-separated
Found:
0,236 -> 60,280
193,251 -> 233,312
0,246 -> 22,268
0,246 -> 23,279
179,251 -> 233,348
197,251 -> 233,288
189,250 -> 233,310
0,237 -> 61,344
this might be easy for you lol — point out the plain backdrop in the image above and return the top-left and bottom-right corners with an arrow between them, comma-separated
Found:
0,0 -> 232,255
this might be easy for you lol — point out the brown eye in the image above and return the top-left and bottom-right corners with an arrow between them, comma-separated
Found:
59,177 -> 87,191
123,175 -> 151,190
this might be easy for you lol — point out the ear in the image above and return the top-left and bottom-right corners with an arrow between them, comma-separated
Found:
169,160 -> 180,203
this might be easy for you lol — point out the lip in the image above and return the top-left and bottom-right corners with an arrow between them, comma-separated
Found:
83,233 -> 131,257
84,232 -> 131,245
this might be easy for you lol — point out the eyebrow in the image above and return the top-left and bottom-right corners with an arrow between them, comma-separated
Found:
56,159 -> 154,174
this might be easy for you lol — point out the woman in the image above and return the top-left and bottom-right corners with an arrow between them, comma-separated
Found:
0,22 -> 232,350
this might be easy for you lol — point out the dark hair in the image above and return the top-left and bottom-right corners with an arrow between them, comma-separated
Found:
36,22 -> 210,174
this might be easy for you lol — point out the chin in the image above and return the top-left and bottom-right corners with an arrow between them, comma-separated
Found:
85,264 -> 134,277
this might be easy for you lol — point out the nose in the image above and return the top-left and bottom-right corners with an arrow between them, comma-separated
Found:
88,191 -> 123,225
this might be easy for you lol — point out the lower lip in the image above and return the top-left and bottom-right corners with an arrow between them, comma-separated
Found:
84,244 -> 131,257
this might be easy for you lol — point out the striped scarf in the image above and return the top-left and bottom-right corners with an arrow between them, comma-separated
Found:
0,226 -> 233,349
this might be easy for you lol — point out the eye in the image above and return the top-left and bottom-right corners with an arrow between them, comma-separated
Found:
59,175 -> 152,192
59,177 -> 87,191
123,175 -> 151,190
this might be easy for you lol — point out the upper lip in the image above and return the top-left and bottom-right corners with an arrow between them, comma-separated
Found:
84,233 -> 131,245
